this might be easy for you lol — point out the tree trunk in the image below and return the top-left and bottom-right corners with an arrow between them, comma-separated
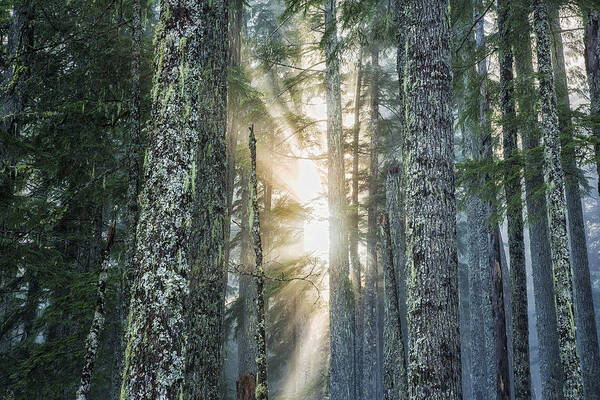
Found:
497,0 -> 531,397
582,8 -> 600,197
474,5 -> 503,395
533,1 -> 584,398
363,42 -> 379,400
350,46 -> 363,400
513,1 -> 564,397
403,1 -> 462,398
120,1 -> 228,398
249,126 -> 268,400
549,10 -> 600,399
381,211 -> 407,400
324,0 -> 354,398
76,225 -> 116,400
238,163 -> 258,377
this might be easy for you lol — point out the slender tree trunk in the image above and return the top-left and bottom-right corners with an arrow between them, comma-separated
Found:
550,10 -> 600,399
120,1 -> 228,398
381,212 -> 407,400
403,1 -> 462,398
249,126 -> 268,400
513,1 -> 564,397
497,1 -> 531,397
391,0 -> 408,361
350,47 -> 363,400
363,42 -> 379,400
76,225 -> 116,400
238,163 -> 258,377
533,2 -> 584,398
324,0 -> 354,398
474,6 -> 503,395
582,8 -> 600,196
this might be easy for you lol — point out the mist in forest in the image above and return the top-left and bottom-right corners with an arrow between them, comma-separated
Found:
1,0 -> 599,400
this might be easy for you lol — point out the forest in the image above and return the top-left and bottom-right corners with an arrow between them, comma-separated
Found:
1,0 -> 600,399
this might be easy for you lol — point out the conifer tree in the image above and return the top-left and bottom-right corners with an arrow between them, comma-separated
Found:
549,8 -> 600,397
513,1 -> 564,397
403,1 -> 462,397
497,0 -> 531,397
532,1 -> 584,397
120,1 -> 228,398
324,0 -> 354,397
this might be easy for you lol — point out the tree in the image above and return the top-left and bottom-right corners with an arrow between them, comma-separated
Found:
549,8 -> 600,398
497,0 -> 530,397
120,1 -> 228,398
403,1 -> 462,398
532,1 -> 584,397
363,38 -> 380,400
582,7 -> 600,195
249,126 -> 269,400
324,0 -> 355,397
513,1 -> 564,396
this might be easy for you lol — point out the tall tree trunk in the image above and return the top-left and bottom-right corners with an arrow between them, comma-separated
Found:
513,1 -> 564,397
249,126 -> 268,400
76,226 -> 116,400
363,42 -> 379,400
533,1 -> 584,398
582,8 -> 600,196
324,0 -> 354,398
403,1 -> 462,398
497,0 -> 531,397
381,210 -> 407,400
238,163 -> 258,377
474,6 -> 504,395
550,9 -> 600,399
350,46 -> 363,400
120,1 -> 228,398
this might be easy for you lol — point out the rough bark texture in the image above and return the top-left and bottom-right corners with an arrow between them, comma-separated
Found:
381,212 -> 407,400
583,8 -> 600,197
249,127 -> 268,400
350,47 -> 363,400
76,226 -> 116,400
474,6 -> 498,395
553,9 -> 600,398
550,10 -> 600,399
497,1 -> 531,397
403,1 -> 462,398
363,42 -> 379,400
324,0 -> 354,398
238,164 -> 258,377
490,225 -> 511,400
120,1 -> 228,398
533,1 -> 584,398
513,2 -> 564,397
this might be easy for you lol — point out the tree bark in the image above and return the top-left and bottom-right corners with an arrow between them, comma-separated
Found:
363,41 -> 379,400
513,1 -> 564,397
533,1 -> 584,398
381,211 -> 407,400
350,46 -> 363,400
403,1 -> 462,398
76,225 -> 116,400
238,163 -> 258,377
120,1 -> 228,398
550,9 -> 600,399
582,8 -> 600,197
323,0 -> 354,398
497,1 -> 531,397
249,126 -> 268,400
